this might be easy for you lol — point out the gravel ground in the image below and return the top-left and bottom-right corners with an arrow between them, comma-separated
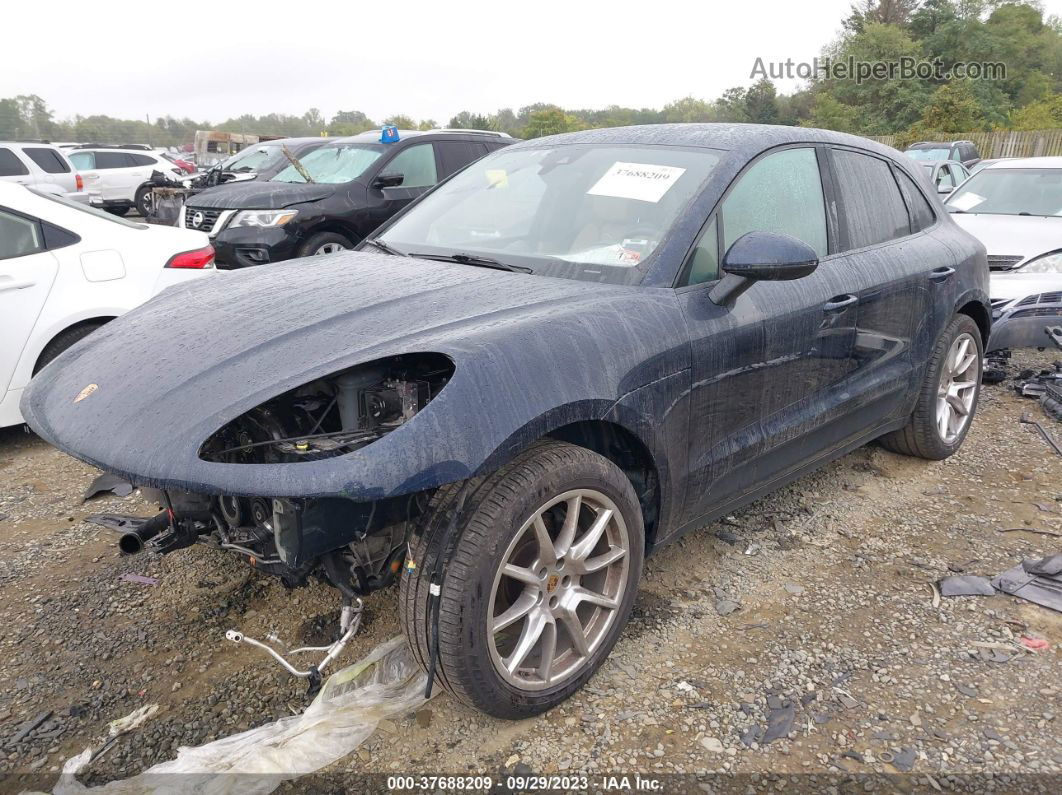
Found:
1,349 -> 1061,792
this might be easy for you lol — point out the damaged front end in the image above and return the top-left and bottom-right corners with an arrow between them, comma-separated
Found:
100,353 -> 454,688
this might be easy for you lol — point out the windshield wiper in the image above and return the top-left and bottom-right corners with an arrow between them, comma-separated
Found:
364,238 -> 406,256
409,252 -> 532,273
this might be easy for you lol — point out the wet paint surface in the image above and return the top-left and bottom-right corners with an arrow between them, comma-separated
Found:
22,124 -> 990,547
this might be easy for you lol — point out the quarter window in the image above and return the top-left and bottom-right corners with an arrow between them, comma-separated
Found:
684,216 -> 719,285
0,148 -> 29,177
720,147 -> 827,258
0,209 -> 43,259
894,169 -> 936,232
832,149 -> 910,249
24,148 -> 70,174
129,153 -> 157,167
383,143 -> 438,188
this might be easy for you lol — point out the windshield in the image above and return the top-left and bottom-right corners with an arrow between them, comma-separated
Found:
945,168 -> 1062,216
378,144 -> 720,285
907,147 -> 950,161
271,143 -> 385,184
221,145 -> 282,173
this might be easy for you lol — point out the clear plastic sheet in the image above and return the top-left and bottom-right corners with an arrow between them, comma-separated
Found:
49,636 -> 427,795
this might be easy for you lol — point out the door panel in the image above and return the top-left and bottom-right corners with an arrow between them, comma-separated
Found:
363,143 -> 439,230
679,146 -> 859,525
0,210 -> 59,394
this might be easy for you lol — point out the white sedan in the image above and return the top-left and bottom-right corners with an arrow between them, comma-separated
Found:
0,182 -> 215,427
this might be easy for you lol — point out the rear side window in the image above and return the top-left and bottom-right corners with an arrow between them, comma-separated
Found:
69,151 -> 95,170
436,141 -> 482,178
894,169 -> 936,232
129,153 -> 157,167
0,148 -> 29,176
24,148 -> 71,174
0,208 -> 43,259
94,151 -> 134,169
832,149 -> 910,249
720,147 -> 827,257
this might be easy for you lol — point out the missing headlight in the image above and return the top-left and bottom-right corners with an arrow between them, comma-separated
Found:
199,353 -> 453,463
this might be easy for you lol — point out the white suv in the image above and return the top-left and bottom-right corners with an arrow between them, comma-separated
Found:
0,142 -> 88,204
67,146 -> 184,216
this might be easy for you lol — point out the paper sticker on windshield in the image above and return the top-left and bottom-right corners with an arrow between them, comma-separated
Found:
485,169 -> 508,189
949,191 -> 985,211
588,162 -> 686,203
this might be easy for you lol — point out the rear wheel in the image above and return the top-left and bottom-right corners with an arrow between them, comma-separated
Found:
34,322 -> 107,374
105,204 -> 130,217
298,232 -> 352,258
400,441 -> 644,719
879,314 -> 982,459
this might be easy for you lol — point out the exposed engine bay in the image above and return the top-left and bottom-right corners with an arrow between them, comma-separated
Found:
99,354 -> 454,689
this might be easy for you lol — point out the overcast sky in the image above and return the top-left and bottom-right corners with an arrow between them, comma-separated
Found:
4,0 -> 1061,124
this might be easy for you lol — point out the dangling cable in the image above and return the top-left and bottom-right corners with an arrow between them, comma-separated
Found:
424,483 -> 471,699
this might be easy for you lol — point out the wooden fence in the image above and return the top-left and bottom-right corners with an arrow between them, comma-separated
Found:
865,129 -> 1062,158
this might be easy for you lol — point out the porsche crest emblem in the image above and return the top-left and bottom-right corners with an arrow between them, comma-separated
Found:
74,383 -> 98,403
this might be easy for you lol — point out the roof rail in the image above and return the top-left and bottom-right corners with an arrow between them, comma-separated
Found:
432,128 -> 511,138
72,143 -> 153,150
6,139 -> 53,144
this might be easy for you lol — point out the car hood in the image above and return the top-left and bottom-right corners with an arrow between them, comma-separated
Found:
989,271 -> 1062,302
186,180 -> 337,210
950,213 -> 1062,265
21,252 -> 684,497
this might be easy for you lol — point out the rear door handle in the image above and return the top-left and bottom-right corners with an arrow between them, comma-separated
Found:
930,266 -> 955,283
823,294 -> 858,313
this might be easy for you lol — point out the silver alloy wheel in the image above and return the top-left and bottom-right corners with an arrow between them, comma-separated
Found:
487,489 -> 630,691
936,331 -> 979,443
314,242 -> 347,255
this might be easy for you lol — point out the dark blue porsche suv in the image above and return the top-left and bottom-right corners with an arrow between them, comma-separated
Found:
23,124 -> 989,719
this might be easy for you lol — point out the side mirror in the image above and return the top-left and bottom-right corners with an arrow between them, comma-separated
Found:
373,172 -> 404,189
708,231 -> 819,306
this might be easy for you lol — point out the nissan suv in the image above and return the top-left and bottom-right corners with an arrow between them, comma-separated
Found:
180,129 -> 513,268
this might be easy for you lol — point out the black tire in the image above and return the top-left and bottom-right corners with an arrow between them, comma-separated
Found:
134,186 -> 152,218
400,440 -> 644,719
297,232 -> 353,258
879,314 -> 983,460
34,322 -> 106,374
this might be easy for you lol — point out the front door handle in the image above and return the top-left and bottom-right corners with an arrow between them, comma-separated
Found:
0,278 -> 36,293
824,294 -> 858,313
930,266 -> 955,283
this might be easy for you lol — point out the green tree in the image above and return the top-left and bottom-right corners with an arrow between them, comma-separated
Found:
745,79 -> 780,124
521,107 -> 585,138
804,93 -> 861,132
909,80 -> 988,134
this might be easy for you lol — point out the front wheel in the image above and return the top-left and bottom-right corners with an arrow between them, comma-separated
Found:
298,232 -> 352,258
879,314 -> 983,459
400,441 -> 644,719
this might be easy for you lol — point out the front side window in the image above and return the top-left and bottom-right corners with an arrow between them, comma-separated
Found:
271,143 -> 385,184
832,149 -> 910,249
946,168 -> 1062,217
382,143 -> 438,187
0,148 -> 29,177
721,147 -> 827,257
24,148 -> 70,174
378,143 -> 721,285
0,209 -> 43,259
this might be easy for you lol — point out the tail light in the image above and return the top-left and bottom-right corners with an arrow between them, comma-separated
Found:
75,174 -> 84,191
165,245 -> 215,269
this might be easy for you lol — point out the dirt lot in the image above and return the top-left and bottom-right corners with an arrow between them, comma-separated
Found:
1,351 -> 1061,792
